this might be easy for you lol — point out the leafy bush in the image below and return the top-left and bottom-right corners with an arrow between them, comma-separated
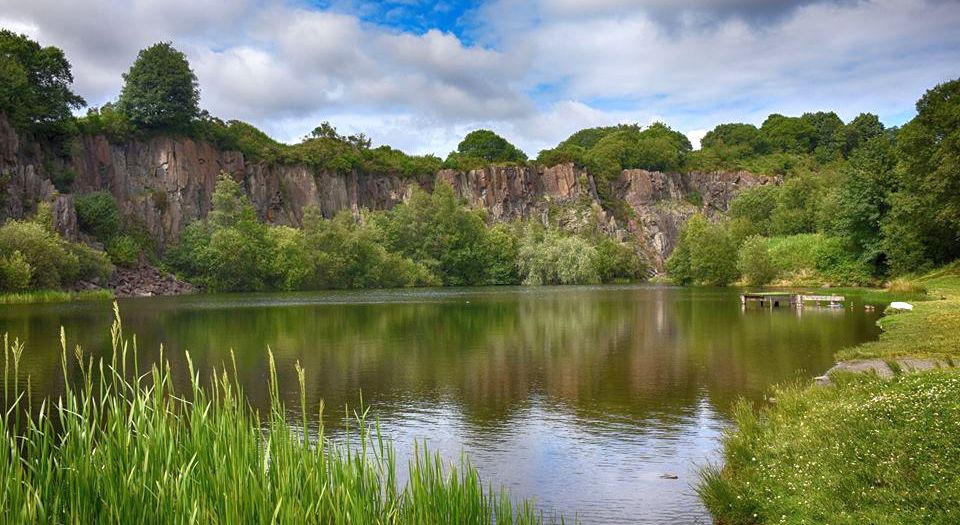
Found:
593,237 -> 645,283
518,227 -> 599,285
666,214 -> 739,286
814,236 -> 874,286
767,234 -> 821,276
0,217 -> 112,290
0,220 -> 77,289
106,235 -> 141,268
75,191 -> 121,240
0,250 -> 32,292
737,235 -> 778,286
66,242 -> 114,284
374,184 -> 499,286
75,103 -> 136,142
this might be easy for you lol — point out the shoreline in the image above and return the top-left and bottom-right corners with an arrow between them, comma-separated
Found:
699,264 -> 960,523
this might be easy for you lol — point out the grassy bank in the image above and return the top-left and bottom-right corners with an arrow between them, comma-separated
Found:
699,265 -> 960,524
0,306 -> 552,524
0,289 -> 114,305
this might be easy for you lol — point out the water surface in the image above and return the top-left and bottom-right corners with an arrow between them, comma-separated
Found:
0,285 -> 884,523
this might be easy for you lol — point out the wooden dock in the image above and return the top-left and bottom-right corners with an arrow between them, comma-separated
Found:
741,293 -> 846,309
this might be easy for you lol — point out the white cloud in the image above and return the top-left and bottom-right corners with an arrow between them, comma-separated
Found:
0,0 -> 957,157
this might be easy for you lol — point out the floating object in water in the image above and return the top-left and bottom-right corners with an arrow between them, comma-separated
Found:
889,301 -> 914,311
659,473 -> 678,480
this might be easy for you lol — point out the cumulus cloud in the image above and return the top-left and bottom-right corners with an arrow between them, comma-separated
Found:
0,0 -> 957,157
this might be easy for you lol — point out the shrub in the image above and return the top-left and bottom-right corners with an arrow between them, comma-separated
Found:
886,277 -> 928,295
737,235 -> 778,286
814,236 -> 874,286
66,242 -> 114,283
106,235 -> 141,268
593,237 -> 645,283
75,191 -> 121,240
518,228 -> 599,285
0,250 -> 32,292
76,103 -> 137,142
666,214 -> 738,286
0,220 -> 77,289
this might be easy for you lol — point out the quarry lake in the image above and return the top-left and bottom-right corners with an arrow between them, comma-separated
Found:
0,285 -> 884,523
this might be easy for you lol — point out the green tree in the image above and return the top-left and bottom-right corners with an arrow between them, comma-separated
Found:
117,42 -> 200,130
801,111 -> 844,161
375,183 -> 494,286
728,184 -> 778,236
593,237 -> 645,283
666,214 -> 738,286
700,123 -> 762,151
457,129 -> 527,162
837,113 -> 885,157
737,235 -> 778,286
517,227 -> 599,285
882,78 -> 960,273
0,30 -> 84,135
828,136 -> 896,275
760,114 -> 817,154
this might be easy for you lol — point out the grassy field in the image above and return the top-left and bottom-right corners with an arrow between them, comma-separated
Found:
700,265 -> 960,524
838,265 -> 960,361
0,289 -> 114,305
0,306 -> 553,524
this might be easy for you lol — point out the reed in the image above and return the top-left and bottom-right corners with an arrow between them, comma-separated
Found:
0,289 -> 114,305
0,304 -> 554,524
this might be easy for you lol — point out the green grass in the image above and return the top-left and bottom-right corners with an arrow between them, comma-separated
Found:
0,289 -> 114,305
838,266 -> 960,361
700,265 -> 960,524
0,305 -> 555,524
699,371 -> 960,525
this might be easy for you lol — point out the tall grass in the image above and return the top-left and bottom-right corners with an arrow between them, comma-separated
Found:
0,304 -> 553,524
0,289 -> 114,305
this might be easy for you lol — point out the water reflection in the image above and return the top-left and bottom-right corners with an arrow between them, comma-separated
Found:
0,285 -> 882,523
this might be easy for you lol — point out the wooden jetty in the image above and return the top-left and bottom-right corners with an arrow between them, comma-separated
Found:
741,292 -> 846,309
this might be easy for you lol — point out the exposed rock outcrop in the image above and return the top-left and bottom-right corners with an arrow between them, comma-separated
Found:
0,113 -> 776,272
613,170 -> 776,267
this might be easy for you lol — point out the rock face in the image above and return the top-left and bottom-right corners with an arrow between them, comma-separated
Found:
0,113 -> 776,271
68,134 -> 428,248
613,170 -> 776,267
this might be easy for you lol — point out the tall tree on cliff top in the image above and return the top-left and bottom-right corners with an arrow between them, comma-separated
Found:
0,30 -> 85,135
453,130 -> 528,163
117,42 -> 199,130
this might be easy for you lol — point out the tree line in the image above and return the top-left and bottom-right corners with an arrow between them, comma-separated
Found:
1,28 -> 957,291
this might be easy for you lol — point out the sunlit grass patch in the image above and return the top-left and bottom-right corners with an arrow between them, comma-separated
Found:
699,370 -> 960,525
0,289 -> 114,305
838,272 -> 960,361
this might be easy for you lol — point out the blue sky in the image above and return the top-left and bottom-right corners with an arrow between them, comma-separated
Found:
1,0 -> 959,156
312,0 -> 482,38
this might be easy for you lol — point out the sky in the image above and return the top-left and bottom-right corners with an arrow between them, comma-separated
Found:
1,0 -> 959,156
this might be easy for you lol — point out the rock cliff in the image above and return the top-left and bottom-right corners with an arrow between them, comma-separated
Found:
0,114 -> 775,271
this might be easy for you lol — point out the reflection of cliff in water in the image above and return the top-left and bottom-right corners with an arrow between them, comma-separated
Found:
0,286 -> 881,432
